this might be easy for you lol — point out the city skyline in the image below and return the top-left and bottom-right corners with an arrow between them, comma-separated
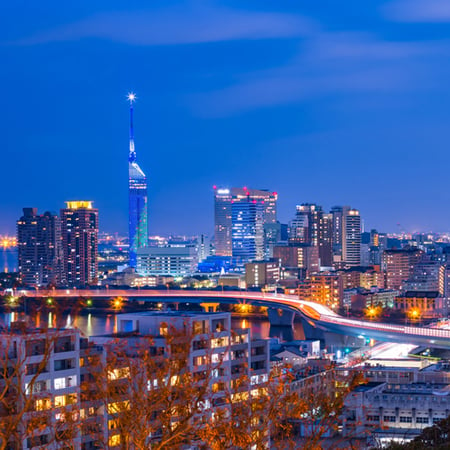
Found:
3,1 -> 450,235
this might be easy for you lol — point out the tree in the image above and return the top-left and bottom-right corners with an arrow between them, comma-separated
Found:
84,325 -> 365,450
0,321 -> 82,450
382,415 -> 450,450
84,325 -> 226,449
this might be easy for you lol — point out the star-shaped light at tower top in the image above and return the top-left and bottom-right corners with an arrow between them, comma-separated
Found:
127,92 -> 136,104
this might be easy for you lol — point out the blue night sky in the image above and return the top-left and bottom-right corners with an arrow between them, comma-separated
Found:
2,0 -> 450,236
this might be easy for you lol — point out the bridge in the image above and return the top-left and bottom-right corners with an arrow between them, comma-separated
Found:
15,289 -> 450,349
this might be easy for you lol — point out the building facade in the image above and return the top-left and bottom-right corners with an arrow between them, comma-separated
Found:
17,208 -> 62,287
60,201 -> 98,287
382,248 -> 423,291
245,260 -> 280,288
288,204 -> 333,267
231,198 -> 264,264
214,187 -> 277,259
136,246 -> 198,277
342,209 -> 361,267
296,273 -> 341,309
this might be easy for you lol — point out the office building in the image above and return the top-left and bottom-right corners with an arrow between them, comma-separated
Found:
17,208 -> 62,287
231,197 -> 264,264
382,248 -> 423,291
136,246 -> 198,277
288,204 -> 333,267
273,244 -> 320,275
128,94 -> 148,268
331,206 -> 362,267
245,260 -> 280,288
196,234 -> 211,263
214,187 -> 277,258
403,258 -> 445,294
330,206 -> 350,261
60,201 -> 99,287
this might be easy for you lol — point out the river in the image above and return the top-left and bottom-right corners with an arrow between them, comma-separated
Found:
1,310 -> 307,342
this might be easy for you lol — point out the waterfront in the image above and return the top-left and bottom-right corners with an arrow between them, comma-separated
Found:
0,309 -> 306,340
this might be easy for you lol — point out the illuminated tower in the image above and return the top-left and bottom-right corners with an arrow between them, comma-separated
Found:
127,93 -> 148,268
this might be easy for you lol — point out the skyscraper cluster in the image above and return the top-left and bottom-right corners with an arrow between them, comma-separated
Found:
17,202 -> 98,287
213,189 -> 362,271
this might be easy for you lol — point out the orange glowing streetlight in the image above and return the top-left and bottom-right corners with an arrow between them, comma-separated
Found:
365,305 -> 380,320
111,297 -> 124,311
408,307 -> 421,321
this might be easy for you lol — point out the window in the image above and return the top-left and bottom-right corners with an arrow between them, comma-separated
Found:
35,398 -> 51,411
367,415 -> 380,422
416,417 -> 429,424
159,322 -> 168,336
211,336 -> 229,348
109,434 -> 121,447
193,355 -> 207,367
400,416 -> 412,423
383,416 -> 396,422
108,368 -> 130,381
54,377 -> 66,390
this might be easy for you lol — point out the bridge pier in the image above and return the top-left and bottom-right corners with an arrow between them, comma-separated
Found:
200,302 -> 220,313
267,308 -> 295,327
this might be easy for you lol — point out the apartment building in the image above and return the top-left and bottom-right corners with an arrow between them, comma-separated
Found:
0,324 -> 85,449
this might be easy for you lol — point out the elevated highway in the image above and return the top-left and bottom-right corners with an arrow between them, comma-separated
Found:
16,289 -> 450,349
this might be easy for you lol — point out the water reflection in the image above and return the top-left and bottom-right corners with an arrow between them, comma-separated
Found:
0,310 -> 304,342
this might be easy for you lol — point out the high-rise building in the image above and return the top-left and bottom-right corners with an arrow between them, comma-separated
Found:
214,188 -> 233,257
128,93 -> 148,268
331,206 -> 350,262
231,198 -> 264,264
342,209 -> 361,266
288,204 -> 333,267
213,187 -> 277,260
60,201 -> 98,287
17,208 -> 62,287
382,248 -> 423,291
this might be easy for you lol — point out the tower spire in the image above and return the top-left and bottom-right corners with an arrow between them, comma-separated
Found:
128,92 -> 136,163
127,91 -> 148,269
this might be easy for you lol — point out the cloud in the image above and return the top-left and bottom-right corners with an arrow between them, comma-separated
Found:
384,0 -> 450,22
193,33 -> 448,116
13,4 -> 315,46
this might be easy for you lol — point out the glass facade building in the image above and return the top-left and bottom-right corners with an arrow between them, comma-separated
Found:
214,187 -> 277,259
128,97 -> 148,268
231,199 -> 264,264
